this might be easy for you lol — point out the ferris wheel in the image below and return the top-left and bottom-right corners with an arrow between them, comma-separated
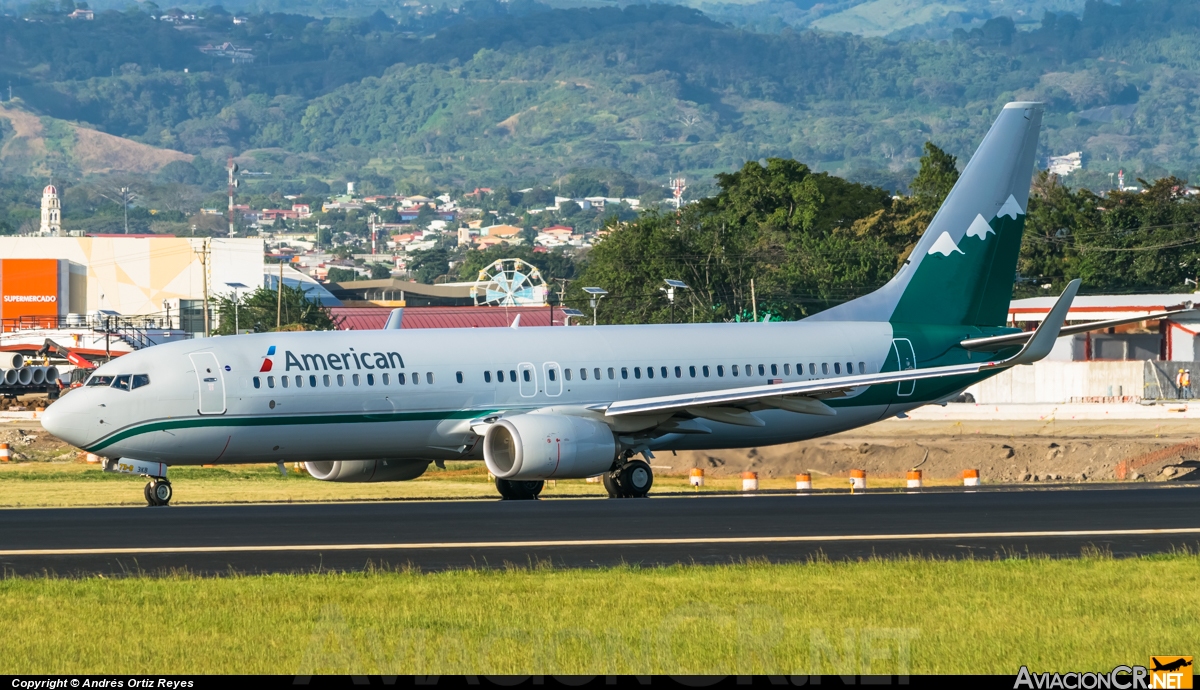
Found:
472,258 -> 548,307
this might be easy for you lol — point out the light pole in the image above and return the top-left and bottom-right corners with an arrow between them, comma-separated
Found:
662,279 -> 689,323
583,287 -> 607,326
225,282 -> 249,334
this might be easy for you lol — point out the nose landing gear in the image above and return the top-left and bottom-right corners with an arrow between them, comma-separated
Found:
144,478 -> 173,506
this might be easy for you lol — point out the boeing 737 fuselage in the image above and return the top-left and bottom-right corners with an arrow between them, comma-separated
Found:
43,102 -> 1118,505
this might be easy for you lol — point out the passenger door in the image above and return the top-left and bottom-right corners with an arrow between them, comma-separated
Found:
518,362 -> 537,398
891,339 -> 916,397
189,352 -> 226,414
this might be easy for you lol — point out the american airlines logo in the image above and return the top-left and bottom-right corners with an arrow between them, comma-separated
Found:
4,295 -> 56,302
283,348 -> 405,372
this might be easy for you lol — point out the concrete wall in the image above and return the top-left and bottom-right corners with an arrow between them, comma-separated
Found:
965,361 -> 1146,403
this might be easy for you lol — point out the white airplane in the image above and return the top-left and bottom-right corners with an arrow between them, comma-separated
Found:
41,102 -> 1178,505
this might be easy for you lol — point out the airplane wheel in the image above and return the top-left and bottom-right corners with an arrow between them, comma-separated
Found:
149,479 -> 172,506
144,481 -> 155,506
602,472 -> 621,498
616,460 -> 653,498
495,477 -> 543,500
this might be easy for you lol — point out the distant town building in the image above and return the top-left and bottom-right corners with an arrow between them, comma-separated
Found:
68,8 -> 94,19
40,185 -> 62,237
1048,152 -> 1082,176
199,42 -> 255,64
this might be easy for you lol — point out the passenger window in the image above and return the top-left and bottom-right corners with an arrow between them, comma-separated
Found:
644,367 -> 651,379
253,376 -> 260,389
846,362 -> 853,374
732,365 -> 739,377
675,366 -> 682,378
783,364 -> 790,375
337,374 -> 345,386
522,369 -> 530,383
662,366 -> 669,378
132,374 -> 150,390
352,374 -> 360,386
87,375 -> 114,387
634,367 -> 642,379
485,371 -> 492,383
267,376 -> 275,388
621,367 -> 628,380
309,375 -> 317,387
580,368 -> 587,381
758,364 -> 765,376
607,367 -> 614,379
427,372 -> 434,384
294,375 -> 302,388
717,365 -> 724,377
397,373 -> 406,385
564,368 -> 572,381
367,373 -> 375,385
689,365 -> 696,377
594,368 -> 601,380
548,368 -> 557,382
412,373 -> 419,385
382,373 -> 389,385
809,363 -> 816,375
324,374 -> 331,386
702,365 -> 710,377
834,363 -> 841,374
860,362 -> 866,374
281,376 -> 289,389
769,364 -> 777,376
746,364 -> 752,375
822,363 -> 829,375
456,371 -> 463,384
510,370 -> 517,382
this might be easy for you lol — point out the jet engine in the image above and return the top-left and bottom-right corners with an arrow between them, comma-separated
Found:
305,459 -> 430,482
484,413 -> 617,480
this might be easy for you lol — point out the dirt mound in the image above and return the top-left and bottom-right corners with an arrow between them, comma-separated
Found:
663,420 -> 1200,484
0,104 -> 191,176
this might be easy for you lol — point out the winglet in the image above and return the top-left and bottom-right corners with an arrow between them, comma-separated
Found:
510,314 -> 521,329
1002,279 -> 1080,366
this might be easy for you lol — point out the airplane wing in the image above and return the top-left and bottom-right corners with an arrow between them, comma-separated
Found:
960,307 -> 1195,352
599,280 -> 1080,423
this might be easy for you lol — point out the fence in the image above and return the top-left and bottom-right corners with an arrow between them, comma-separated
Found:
965,360 -> 1200,404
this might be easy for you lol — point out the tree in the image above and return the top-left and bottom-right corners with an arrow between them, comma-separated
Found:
910,142 -> 960,213
326,267 -> 359,283
369,263 -> 392,279
213,283 -> 340,334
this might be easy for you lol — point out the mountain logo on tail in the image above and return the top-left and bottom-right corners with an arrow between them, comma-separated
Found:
260,345 -> 276,372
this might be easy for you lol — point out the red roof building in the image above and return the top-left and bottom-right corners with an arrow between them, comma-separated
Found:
331,306 -> 574,330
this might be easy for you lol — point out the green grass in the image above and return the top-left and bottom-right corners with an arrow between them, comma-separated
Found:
2,554 -> 1197,674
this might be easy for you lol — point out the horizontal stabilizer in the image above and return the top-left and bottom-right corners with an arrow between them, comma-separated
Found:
961,306 -> 1195,352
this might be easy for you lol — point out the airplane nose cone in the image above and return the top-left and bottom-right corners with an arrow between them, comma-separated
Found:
41,395 -> 84,447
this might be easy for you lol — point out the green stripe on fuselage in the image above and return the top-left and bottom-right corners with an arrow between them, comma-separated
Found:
83,408 -> 503,453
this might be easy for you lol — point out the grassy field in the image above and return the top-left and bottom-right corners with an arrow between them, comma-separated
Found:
0,460 -> 967,507
1,554 -> 1197,674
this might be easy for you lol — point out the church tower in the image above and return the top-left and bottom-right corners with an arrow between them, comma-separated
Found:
40,184 -> 62,236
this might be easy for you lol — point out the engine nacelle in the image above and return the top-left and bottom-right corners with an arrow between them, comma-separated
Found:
305,459 -> 430,482
484,413 -> 617,480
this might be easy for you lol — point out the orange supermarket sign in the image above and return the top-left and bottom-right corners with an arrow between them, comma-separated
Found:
0,258 -> 64,322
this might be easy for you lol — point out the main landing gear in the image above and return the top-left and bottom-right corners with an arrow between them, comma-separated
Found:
495,477 -> 544,500
603,459 -> 654,499
144,478 -> 173,506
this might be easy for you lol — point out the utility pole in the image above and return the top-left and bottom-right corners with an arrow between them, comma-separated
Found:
227,158 -> 239,237
198,239 -> 211,337
750,278 -> 757,322
276,261 -> 283,330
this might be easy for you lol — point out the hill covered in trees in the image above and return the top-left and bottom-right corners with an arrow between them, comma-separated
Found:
1,0 -> 1198,194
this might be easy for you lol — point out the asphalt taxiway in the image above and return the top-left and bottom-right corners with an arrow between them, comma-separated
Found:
2,484 -> 1198,576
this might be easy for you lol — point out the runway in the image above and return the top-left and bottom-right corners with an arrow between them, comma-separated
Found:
2,484 -> 1198,576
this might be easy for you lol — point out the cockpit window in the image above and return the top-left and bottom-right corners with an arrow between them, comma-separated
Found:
112,374 -> 131,391
131,374 -> 150,390
86,375 -> 114,387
